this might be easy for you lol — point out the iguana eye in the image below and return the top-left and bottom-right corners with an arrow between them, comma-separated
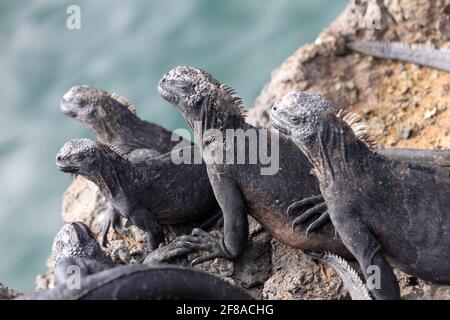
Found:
75,154 -> 86,161
290,116 -> 301,124
177,84 -> 195,95
204,135 -> 216,146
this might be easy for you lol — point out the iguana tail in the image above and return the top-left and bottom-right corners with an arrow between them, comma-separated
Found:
378,148 -> 450,167
347,41 -> 450,72
305,251 -> 372,300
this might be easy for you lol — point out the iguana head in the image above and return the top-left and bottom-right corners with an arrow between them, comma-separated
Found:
52,222 -> 107,264
158,66 -> 244,134
271,91 -> 335,148
56,138 -> 100,175
271,91 -> 375,182
60,85 -> 137,128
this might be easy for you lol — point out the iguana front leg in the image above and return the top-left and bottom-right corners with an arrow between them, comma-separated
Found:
175,175 -> 249,265
332,213 -> 400,300
100,205 -> 124,247
142,237 -> 204,265
128,207 -> 164,251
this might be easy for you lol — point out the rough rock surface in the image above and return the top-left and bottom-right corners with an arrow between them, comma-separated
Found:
36,0 -> 449,299
0,283 -> 19,300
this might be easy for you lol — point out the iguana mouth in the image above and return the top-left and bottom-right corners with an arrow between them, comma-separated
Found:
57,164 -> 79,173
270,113 -> 291,135
59,100 -> 79,118
158,81 -> 179,105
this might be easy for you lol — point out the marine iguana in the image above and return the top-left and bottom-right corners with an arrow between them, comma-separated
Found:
56,138 -> 219,250
158,66 -> 352,264
19,222 -> 251,300
305,251 -> 372,300
271,91 -> 450,300
286,113 -> 450,234
60,85 -> 184,162
52,222 -> 112,285
347,41 -> 450,72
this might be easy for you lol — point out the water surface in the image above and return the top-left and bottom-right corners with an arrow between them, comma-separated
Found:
0,0 -> 347,291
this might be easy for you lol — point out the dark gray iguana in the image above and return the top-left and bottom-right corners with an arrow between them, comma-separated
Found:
285,111 -> 450,235
19,222 -> 251,300
158,66 -> 352,264
270,91 -> 450,300
60,85 -> 183,162
348,41 -> 450,73
56,138 -> 219,251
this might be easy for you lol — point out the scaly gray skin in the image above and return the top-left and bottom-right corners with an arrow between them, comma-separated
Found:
377,148 -> 450,167
56,138 -> 219,251
60,85 -> 184,162
52,222 -> 112,285
271,91 -> 450,300
305,251 -> 372,300
348,41 -> 450,72
286,117 -> 450,236
19,222 -> 250,300
158,66 -> 352,265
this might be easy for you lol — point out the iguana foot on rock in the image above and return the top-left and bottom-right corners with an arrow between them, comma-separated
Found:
176,228 -> 234,266
143,236 -> 208,265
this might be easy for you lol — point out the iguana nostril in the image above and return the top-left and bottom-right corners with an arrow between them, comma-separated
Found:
272,106 -> 277,111
57,155 -> 62,161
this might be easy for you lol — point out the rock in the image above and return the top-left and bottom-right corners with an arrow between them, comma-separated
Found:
424,107 -> 437,119
249,0 -> 450,152
397,125 -> 413,140
0,283 -> 20,300
263,240 -> 348,300
38,0 -> 450,300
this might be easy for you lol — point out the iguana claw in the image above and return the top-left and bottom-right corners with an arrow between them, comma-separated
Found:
142,239 -> 201,265
292,202 -> 327,229
305,211 -> 330,237
173,228 -> 230,266
287,194 -> 324,215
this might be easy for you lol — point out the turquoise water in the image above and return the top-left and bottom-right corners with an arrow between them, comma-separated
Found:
0,0 -> 347,291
